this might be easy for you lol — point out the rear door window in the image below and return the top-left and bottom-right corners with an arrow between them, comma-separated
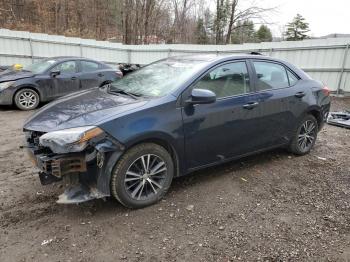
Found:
253,61 -> 289,91
81,61 -> 100,72
287,70 -> 299,86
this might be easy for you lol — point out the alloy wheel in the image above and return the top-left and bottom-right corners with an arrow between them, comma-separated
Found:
124,154 -> 167,200
298,120 -> 316,152
18,91 -> 37,109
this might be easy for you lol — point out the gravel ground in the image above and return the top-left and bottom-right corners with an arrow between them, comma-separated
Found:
0,97 -> 349,262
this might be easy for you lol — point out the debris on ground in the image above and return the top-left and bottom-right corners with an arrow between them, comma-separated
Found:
41,239 -> 53,246
186,205 -> 194,211
327,110 -> 350,128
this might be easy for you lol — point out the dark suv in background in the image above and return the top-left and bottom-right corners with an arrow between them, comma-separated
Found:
0,56 -> 122,110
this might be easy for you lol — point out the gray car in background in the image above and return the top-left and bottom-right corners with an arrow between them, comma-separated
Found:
0,57 -> 122,110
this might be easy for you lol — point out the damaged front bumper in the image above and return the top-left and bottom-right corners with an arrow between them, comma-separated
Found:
25,130 -> 124,204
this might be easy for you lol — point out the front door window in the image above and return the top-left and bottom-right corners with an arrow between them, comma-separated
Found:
193,61 -> 251,98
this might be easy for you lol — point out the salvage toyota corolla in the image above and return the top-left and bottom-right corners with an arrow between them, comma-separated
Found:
23,54 -> 331,208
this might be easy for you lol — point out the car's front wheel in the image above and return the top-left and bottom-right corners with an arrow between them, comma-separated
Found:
289,114 -> 318,155
14,88 -> 40,110
111,143 -> 174,208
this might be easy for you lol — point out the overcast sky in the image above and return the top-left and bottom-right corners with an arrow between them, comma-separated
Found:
261,0 -> 349,37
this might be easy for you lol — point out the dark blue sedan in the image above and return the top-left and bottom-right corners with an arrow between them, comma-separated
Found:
23,54 -> 331,208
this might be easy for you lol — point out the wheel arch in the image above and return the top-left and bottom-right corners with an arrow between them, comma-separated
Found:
99,80 -> 112,87
13,85 -> 42,104
304,106 -> 323,129
124,135 -> 181,177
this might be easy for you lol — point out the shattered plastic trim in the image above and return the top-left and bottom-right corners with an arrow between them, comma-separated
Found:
327,111 -> 350,128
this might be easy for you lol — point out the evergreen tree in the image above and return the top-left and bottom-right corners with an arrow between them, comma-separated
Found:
256,25 -> 272,42
195,18 -> 208,44
285,14 -> 310,41
231,20 -> 256,44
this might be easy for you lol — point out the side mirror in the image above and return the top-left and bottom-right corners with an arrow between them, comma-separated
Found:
186,89 -> 216,105
50,70 -> 61,77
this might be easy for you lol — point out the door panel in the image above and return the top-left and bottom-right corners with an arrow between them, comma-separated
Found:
256,83 -> 310,144
251,60 -> 308,146
182,61 -> 263,169
183,93 -> 262,169
78,60 -> 102,89
51,61 -> 80,96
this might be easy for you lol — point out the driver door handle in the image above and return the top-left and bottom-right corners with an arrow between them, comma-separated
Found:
243,101 -> 259,110
71,76 -> 77,80
295,91 -> 306,98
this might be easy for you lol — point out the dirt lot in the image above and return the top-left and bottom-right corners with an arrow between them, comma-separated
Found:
0,98 -> 349,262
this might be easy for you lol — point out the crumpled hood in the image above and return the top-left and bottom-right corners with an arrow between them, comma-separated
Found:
24,88 -> 148,132
0,70 -> 34,82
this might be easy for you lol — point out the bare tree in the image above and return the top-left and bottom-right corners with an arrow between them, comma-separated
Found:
0,0 -> 274,45
225,0 -> 273,44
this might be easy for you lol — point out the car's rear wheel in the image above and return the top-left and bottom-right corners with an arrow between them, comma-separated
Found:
289,114 -> 318,155
14,88 -> 40,110
111,143 -> 174,208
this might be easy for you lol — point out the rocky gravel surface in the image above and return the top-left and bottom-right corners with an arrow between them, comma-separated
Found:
0,97 -> 349,262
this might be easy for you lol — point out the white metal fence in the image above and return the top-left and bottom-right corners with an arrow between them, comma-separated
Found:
0,28 -> 350,93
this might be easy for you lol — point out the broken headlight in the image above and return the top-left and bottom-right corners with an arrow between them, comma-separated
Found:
39,126 -> 104,154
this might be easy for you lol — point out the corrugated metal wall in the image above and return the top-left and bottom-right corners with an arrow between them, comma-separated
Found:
1,28 -> 349,93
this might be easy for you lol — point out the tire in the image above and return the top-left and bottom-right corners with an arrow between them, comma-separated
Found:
14,88 -> 40,110
111,143 -> 174,208
289,114 -> 318,155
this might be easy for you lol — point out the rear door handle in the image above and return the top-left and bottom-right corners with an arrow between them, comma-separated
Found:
71,76 -> 77,80
295,91 -> 306,98
98,73 -> 104,77
243,101 -> 259,110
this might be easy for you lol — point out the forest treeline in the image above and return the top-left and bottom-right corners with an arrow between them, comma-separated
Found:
0,0 -> 276,44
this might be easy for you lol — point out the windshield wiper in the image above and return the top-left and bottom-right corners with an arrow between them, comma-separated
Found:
108,87 -> 141,100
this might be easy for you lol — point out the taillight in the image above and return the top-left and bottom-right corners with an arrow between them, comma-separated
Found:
116,71 -> 123,78
322,86 -> 330,96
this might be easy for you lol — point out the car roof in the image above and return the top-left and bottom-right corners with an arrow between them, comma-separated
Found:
167,53 -> 308,78
44,56 -> 102,63
167,53 -> 278,63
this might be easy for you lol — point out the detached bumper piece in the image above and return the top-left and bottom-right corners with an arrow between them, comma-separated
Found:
327,111 -> 350,129
57,184 -> 106,204
39,171 -> 62,185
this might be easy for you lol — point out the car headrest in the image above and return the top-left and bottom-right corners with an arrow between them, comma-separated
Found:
271,71 -> 284,82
